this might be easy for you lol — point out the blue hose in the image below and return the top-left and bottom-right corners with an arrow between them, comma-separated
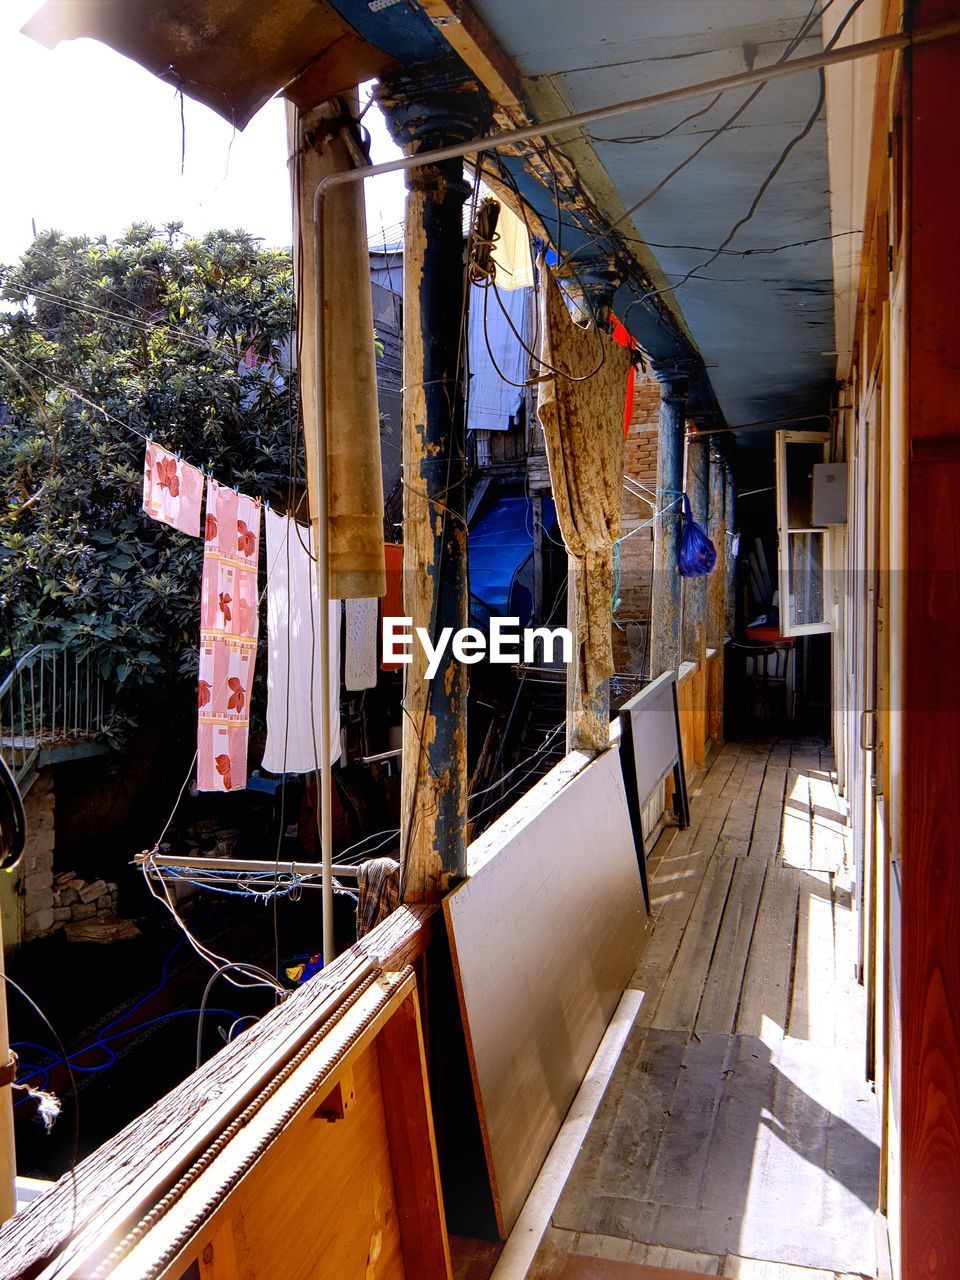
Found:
14,1006 -> 240,1095
12,938 -> 244,1103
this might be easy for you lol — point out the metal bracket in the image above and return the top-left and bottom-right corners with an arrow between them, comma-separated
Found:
860,708 -> 878,753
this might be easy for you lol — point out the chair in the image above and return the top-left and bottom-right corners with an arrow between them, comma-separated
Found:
736,640 -> 795,723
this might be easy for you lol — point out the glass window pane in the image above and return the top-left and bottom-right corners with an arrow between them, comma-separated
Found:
785,442 -> 825,528
788,531 -> 825,627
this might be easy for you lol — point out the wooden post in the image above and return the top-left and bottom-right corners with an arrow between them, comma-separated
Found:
564,554 -> 613,754
378,73 -> 491,902
650,375 -> 687,678
706,449 -> 726,742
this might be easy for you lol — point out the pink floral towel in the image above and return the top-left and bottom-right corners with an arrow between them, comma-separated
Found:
142,442 -> 203,537
197,479 -> 261,792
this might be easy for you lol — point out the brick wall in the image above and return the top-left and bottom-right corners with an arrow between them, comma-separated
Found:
615,374 -> 661,674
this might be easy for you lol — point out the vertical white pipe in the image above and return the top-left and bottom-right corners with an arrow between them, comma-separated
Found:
313,190 -> 334,967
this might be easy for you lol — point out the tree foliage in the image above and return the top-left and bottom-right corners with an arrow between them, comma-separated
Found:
0,224 -> 299,698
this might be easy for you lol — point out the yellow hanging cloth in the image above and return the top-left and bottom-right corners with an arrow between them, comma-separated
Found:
535,257 -> 630,750
491,200 -> 535,291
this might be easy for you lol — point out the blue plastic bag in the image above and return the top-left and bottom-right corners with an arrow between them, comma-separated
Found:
677,494 -> 717,578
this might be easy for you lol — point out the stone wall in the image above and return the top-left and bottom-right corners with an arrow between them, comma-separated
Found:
20,773 -> 56,941
16,772 -> 118,944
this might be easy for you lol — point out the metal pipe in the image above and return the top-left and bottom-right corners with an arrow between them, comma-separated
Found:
312,192 -> 335,965
312,24 -> 957,199
305,17 -> 942,956
144,852 -> 361,879
359,748 -> 402,764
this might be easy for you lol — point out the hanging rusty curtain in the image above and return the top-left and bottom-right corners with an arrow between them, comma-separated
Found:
288,96 -> 385,600
536,259 -> 630,752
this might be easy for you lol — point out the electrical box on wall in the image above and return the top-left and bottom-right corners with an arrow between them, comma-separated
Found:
812,463 -> 848,525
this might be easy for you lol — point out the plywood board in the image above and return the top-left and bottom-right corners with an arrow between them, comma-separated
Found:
445,747 -> 646,1236
619,672 -> 682,809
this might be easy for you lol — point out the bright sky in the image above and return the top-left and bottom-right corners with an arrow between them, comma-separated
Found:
0,1 -> 407,267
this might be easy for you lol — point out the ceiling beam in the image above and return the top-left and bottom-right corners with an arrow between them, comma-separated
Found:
417,0 -> 526,113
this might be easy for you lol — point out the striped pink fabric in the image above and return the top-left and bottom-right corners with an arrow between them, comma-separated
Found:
197,479 -> 261,791
142,442 -> 203,537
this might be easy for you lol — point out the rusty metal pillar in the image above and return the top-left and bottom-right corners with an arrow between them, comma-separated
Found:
378,70 -> 491,902
650,374 -> 688,677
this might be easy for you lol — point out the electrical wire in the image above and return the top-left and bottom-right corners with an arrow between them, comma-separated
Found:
467,723 -> 567,825
623,0 -> 866,316
2,970 -> 79,1228
196,962 -> 283,1069
397,153 -> 482,899
555,0 -> 838,273
140,851 -> 286,994
468,722 -> 564,805
2,274 -> 273,367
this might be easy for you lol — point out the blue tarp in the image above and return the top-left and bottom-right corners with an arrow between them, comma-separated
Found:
469,497 -> 558,628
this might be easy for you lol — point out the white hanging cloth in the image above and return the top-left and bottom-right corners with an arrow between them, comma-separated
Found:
262,509 -> 341,774
344,598 -> 379,691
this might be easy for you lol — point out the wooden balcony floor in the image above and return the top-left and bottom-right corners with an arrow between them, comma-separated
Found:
454,737 -> 882,1280
531,737 -> 880,1280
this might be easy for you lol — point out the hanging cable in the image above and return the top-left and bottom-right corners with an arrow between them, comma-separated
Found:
196,962 -> 284,1069
2,970 -> 80,1228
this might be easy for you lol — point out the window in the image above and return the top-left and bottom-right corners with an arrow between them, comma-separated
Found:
775,431 -> 831,636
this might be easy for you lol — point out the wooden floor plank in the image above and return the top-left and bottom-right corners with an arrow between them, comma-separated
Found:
748,752 -> 788,862
631,799 -> 734,1025
780,768 -> 812,869
541,1228 -> 721,1273
720,750 -> 752,799
528,1252 -> 720,1280
720,746 -> 774,847
735,866 -> 801,1041
787,871 -> 837,1045
807,771 -> 846,873
696,744 -> 743,798
652,857 -> 736,1032
723,1257 -> 859,1278
696,860 -> 768,1036
541,736 -> 875,1280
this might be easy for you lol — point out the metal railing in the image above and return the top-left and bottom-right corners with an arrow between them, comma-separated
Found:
0,644 -> 106,785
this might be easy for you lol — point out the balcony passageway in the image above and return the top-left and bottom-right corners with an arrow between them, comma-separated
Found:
527,738 -> 880,1280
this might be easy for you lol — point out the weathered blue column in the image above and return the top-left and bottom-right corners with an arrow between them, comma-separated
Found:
378,70 -> 491,901
650,374 -> 689,677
